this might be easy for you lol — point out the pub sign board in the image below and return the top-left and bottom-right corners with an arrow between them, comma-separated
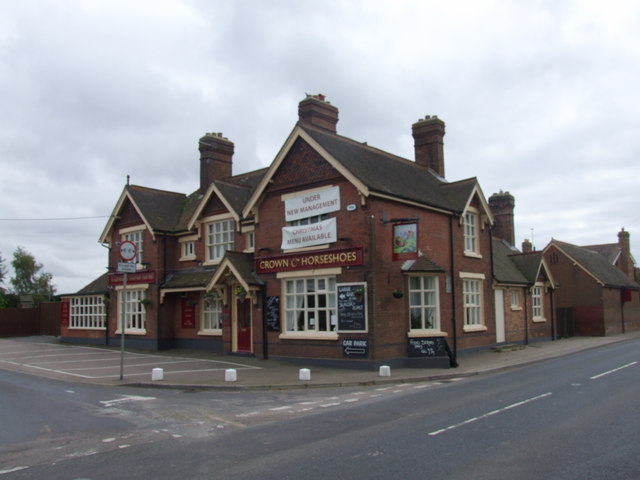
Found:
408,337 -> 446,357
337,283 -> 367,332
265,296 -> 280,332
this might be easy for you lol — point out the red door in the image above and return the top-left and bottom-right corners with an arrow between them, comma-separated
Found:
236,298 -> 252,353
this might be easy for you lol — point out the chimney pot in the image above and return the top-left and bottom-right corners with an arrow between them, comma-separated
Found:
412,115 -> 446,177
199,132 -> 234,191
298,94 -> 339,133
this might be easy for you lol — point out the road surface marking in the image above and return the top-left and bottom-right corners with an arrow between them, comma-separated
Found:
428,392 -> 552,436
590,361 -> 637,380
100,395 -> 157,407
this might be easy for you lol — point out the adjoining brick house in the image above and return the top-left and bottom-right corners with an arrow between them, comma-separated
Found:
543,231 -> 640,337
489,191 -> 556,345
60,94 -> 555,368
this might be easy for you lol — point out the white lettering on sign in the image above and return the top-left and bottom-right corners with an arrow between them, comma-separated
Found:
281,218 -> 337,250
284,186 -> 340,222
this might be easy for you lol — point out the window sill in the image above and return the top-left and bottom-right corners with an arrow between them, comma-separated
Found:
69,327 -> 107,331
463,325 -> 488,333
533,317 -> 546,323
408,330 -> 448,337
197,330 -> 222,336
179,256 -> 196,262
115,329 -> 147,335
510,306 -> 523,311
279,332 -> 339,341
463,251 -> 483,259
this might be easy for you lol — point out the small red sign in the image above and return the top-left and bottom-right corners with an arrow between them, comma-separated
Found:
60,300 -> 70,326
181,298 -> 196,328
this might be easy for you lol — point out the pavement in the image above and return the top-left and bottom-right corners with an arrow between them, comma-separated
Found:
1,333 -> 638,391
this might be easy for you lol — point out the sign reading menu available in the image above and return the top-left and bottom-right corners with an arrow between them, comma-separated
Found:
284,186 -> 340,222
281,217 -> 337,250
337,283 -> 367,331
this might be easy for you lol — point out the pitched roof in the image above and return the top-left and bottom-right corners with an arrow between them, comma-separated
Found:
126,185 -> 186,232
244,123 -> 492,220
549,240 -> 639,290
66,272 -> 109,296
492,239 -> 529,285
161,269 -> 216,290
492,239 -> 553,286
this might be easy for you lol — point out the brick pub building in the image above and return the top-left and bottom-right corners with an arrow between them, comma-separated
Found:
61,94 -> 561,369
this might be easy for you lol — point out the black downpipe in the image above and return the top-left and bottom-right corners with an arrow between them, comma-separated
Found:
550,286 -> 556,341
449,216 -> 458,363
261,284 -> 269,360
524,289 -> 529,345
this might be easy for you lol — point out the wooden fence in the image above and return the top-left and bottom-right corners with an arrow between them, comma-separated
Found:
0,302 -> 60,337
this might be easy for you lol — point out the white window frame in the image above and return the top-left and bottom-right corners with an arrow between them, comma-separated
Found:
408,276 -> 442,334
460,272 -> 486,332
205,217 -> 235,263
116,286 -> 147,334
510,289 -> 522,310
121,226 -> 144,264
532,283 -> 545,322
463,209 -> 481,257
200,293 -> 223,334
70,295 -> 106,329
281,276 -> 338,338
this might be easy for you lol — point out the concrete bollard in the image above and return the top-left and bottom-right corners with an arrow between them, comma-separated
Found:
225,368 -> 237,382
299,368 -> 311,381
151,368 -> 164,381
379,365 -> 391,377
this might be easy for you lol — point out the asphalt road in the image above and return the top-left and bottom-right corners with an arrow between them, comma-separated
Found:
1,339 -> 638,479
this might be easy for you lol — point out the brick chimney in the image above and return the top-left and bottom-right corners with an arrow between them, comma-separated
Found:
522,239 -> 533,253
199,132 -> 234,191
489,191 -> 516,246
617,228 -> 634,279
412,115 -> 446,177
298,94 -> 339,133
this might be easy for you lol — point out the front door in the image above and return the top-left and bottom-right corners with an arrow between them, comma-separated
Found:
236,298 -> 252,353
494,289 -> 506,343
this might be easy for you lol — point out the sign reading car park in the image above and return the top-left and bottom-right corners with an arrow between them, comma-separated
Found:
342,338 -> 368,358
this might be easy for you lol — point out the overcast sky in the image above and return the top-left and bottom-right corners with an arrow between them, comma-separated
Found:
1,0 -> 639,295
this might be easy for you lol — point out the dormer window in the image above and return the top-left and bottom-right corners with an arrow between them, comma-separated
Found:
206,218 -> 234,263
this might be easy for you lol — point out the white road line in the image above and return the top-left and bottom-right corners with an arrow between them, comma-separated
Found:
0,466 -> 28,475
590,361 -> 637,380
269,406 -> 292,411
428,392 -> 553,436
100,395 -> 157,407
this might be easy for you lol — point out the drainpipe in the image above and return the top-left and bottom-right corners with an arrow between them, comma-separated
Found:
261,283 -> 269,360
524,288 -> 529,345
550,286 -> 556,341
449,216 -> 458,358
100,242 -> 111,346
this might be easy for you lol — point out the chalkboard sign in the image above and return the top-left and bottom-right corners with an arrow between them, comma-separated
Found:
265,296 -> 280,332
408,337 -> 446,357
337,283 -> 367,331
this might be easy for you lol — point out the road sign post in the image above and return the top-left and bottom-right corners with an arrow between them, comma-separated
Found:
117,241 -> 138,380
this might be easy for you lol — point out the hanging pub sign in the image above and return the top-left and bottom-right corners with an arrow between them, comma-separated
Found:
392,223 -> 418,261
284,186 -> 340,222
256,247 -> 363,274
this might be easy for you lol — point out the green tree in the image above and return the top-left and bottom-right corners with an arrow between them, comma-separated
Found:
9,246 -> 56,304
0,251 -> 7,308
